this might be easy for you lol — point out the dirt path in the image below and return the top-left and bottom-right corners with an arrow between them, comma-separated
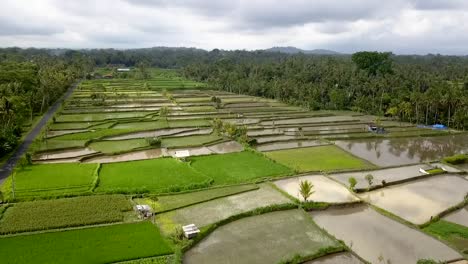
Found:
0,80 -> 81,184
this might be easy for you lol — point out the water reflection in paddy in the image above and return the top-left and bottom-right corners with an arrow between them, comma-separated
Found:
311,206 -> 462,264
335,134 -> 468,166
359,175 -> 468,225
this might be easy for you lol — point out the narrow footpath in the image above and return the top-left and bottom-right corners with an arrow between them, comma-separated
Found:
0,80 -> 81,184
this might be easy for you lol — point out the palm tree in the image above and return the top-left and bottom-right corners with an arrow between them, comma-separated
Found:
299,180 -> 314,202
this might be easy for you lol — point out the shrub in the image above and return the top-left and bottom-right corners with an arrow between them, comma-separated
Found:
348,177 -> 357,189
145,137 -> 161,147
365,174 -> 374,188
443,154 -> 468,165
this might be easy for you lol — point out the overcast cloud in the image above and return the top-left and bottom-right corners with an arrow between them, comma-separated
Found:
0,0 -> 467,54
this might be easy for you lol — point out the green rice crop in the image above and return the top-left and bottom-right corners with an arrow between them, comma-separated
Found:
0,195 -> 132,234
0,222 -> 173,264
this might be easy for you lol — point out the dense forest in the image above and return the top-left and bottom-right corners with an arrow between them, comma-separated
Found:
182,52 -> 468,130
0,49 -> 93,157
1,47 -> 467,159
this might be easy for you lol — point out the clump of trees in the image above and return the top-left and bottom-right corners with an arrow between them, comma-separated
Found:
145,137 -> 161,147
211,96 -> 223,109
212,118 -> 249,143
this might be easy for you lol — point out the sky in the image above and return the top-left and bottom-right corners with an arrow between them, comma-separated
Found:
1,0 -> 468,55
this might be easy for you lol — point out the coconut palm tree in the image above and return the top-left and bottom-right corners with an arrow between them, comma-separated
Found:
299,180 -> 314,202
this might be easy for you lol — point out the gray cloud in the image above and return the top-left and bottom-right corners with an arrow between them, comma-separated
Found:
0,0 -> 468,54
411,0 -> 468,10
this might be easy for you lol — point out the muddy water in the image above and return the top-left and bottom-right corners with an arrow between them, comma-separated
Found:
443,206 -> 468,227
110,103 -> 174,108
35,148 -> 97,160
304,253 -> 363,264
34,157 -> 82,164
331,164 -> 426,189
157,184 -> 291,230
457,163 -> 468,172
360,175 -> 468,225
223,118 -> 260,125
169,128 -> 212,137
105,128 -> 195,140
255,135 -> 299,144
247,128 -> 283,137
165,141 -> 243,157
207,141 -> 243,154
224,102 -> 269,108
311,206 -> 462,263
167,147 -> 213,157
256,140 -> 326,152
335,134 -> 468,166
301,124 -> 367,131
83,148 -> 166,163
260,116 -> 357,126
274,175 -> 359,203
47,129 -> 89,137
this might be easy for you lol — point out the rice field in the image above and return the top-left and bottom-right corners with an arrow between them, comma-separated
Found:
2,69 -> 467,263
0,222 -> 173,264
184,210 -> 343,264
264,145 -> 375,172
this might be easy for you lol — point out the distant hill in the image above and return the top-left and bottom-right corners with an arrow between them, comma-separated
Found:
265,46 -> 341,55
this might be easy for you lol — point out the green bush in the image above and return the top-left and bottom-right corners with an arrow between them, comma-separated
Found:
146,137 -> 161,147
443,154 -> 468,165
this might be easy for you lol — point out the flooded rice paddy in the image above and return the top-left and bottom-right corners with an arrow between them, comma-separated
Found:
47,129 -> 89,137
184,210 -> 340,264
304,253 -> 364,264
330,164 -> 426,189
105,128 -> 197,140
274,175 -> 359,203
443,206 -> 468,227
256,140 -> 327,151
34,148 -> 97,160
156,184 -> 290,232
311,206 -> 462,263
335,134 -> 468,166
83,148 -> 166,163
360,175 -> 468,224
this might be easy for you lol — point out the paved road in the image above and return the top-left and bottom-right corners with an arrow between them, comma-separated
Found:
0,80 -> 81,184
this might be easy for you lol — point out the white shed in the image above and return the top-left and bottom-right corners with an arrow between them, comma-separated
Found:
174,150 -> 190,158
182,224 -> 200,239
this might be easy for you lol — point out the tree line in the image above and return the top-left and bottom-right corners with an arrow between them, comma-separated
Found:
0,50 -> 93,157
182,52 -> 468,130
1,47 -> 467,159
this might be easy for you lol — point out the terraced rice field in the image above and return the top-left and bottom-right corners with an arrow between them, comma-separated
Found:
0,222 -> 172,264
184,210 -> 343,264
311,206 -> 462,264
155,184 -> 291,234
274,175 -> 359,203
264,145 -> 375,172
1,69 -> 467,263
360,175 -> 468,225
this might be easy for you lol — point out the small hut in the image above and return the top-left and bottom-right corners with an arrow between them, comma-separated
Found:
134,204 -> 152,218
182,224 -> 200,239
366,123 -> 385,134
